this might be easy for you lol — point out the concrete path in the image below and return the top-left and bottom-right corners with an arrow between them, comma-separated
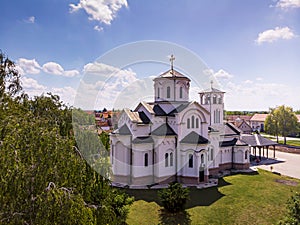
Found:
251,151 -> 300,179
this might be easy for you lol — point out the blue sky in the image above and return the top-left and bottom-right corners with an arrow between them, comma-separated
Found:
1,0 -> 300,110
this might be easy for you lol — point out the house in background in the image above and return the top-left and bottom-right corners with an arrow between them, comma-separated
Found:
249,114 -> 268,132
226,115 -> 252,134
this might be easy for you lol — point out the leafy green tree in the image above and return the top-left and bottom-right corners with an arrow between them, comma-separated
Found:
0,51 -> 133,224
279,192 -> 300,225
158,182 -> 190,213
265,105 -> 298,144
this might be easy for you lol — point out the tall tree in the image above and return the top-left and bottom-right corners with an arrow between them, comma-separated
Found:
0,51 -> 133,224
265,105 -> 298,144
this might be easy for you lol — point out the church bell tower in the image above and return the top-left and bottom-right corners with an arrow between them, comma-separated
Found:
199,81 -> 225,127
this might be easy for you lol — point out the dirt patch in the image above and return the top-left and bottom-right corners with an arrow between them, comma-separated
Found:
275,179 -> 298,186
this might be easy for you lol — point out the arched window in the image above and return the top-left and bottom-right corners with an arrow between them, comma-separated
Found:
215,109 -> 220,123
196,118 -> 199,128
144,153 -> 148,167
170,152 -> 173,167
213,110 -> 216,123
165,153 -> 169,167
218,96 -> 222,104
205,95 -> 210,104
157,88 -> 160,99
201,154 -> 204,164
245,151 -> 248,160
213,95 -> 217,104
211,147 -> 214,161
167,86 -> 171,98
192,115 -> 195,128
188,154 -> 193,168
187,118 -> 190,129
179,86 -> 183,98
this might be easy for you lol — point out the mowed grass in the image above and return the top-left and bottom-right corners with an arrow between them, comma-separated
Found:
278,139 -> 300,147
125,170 -> 300,225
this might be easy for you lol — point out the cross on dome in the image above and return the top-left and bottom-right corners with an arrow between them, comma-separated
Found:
169,54 -> 175,71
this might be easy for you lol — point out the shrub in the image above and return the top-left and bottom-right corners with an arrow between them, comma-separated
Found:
158,182 -> 190,213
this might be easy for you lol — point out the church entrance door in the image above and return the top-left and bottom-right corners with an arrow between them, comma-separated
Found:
199,167 -> 205,182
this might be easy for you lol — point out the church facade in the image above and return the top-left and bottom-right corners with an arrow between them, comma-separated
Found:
110,66 -> 250,186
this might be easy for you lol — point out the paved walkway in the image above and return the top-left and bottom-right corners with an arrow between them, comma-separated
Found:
251,150 -> 300,179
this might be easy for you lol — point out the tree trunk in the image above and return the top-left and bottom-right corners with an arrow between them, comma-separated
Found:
284,136 -> 286,145
276,135 -> 279,143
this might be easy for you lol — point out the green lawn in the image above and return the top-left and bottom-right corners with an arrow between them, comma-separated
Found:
278,139 -> 300,147
125,170 -> 300,225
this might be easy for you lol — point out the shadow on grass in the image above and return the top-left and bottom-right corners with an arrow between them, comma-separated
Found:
123,177 -> 234,208
158,209 -> 191,225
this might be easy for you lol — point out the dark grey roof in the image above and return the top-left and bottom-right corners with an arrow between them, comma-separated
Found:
168,103 -> 190,116
118,124 -> 131,135
224,123 -> 241,136
220,138 -> 238,147
153,104 -> 167,116
180,131 -> 209,144
151,123 -> 176,136
241,134 -> 277,147
132,136 -> 154,144
138,111 -> 151,124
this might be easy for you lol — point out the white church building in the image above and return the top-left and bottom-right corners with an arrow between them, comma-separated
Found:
110,63 -> 250,186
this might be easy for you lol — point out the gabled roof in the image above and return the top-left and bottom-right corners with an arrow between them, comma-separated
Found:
114,124 -> 131,135
220,138 -> 237,147
237,120 -> 252,131
223,122 -> 241,136
138,111 -> 151,124
180,131 -> 209,144
168,103 -> 190,116
134,101 -> 154,114
132,136 -> 154,144
153,69 -> 191,81
124,109 -> 143,123
241,134 -> 277,147
250,114 -> 268,122
153,104 -> 167,116
200,87 -> 225,93
151,123 -> 176,136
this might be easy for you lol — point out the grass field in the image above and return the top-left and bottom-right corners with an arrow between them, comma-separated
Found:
125,170 -> 300,225
277,139 -> 300,147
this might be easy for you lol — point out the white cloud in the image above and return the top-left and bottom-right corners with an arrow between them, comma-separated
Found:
214,69 -> 234,79
75,62 -> 139,109
70,0 -> 128,25
17,58 -> 79,77
220,79 -> 297,110
42,62 -> 79,77
17,58 -> 41,75
24,16 -> 35,23
42,62 -> 64,75
244,80 -> 253,84
275,0 -> 300,8
21,77 -> 46,90
94,25 -> 103,32
51,86 -> 77,105
255,27 -> 296,44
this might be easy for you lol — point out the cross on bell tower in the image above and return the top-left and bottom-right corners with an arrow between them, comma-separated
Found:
170,54 -> 175,72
